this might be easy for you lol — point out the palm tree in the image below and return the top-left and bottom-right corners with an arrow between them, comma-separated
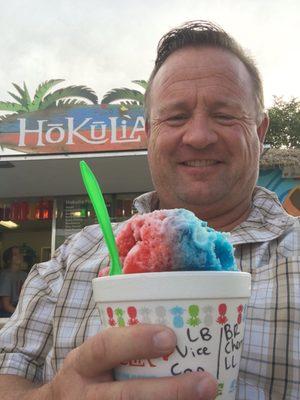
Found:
0,79 -> 98,120
101,80 -> 147,106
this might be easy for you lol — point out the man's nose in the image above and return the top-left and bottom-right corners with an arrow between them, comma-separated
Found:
182,114 -> 218,149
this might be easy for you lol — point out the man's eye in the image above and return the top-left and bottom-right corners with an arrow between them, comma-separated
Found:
168,115 -> 187,122
169,114 -> 186,120
214,114 -> 235,121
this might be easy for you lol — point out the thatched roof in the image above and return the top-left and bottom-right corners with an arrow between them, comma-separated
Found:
260,148 -> 300,169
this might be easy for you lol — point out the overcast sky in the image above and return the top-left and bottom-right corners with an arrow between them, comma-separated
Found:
0,0 -> 299,108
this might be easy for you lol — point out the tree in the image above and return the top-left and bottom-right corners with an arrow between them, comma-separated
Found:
101,80 -> 147,106
266,97 -> 300,148
0,79 -> 98,120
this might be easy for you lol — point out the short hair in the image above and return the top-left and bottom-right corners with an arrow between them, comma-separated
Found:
144,20 -> 264,122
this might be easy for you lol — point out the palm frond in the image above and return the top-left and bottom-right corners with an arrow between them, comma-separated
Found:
39,86 -> 98,110
12,83 -> 25,97
0,101 -> 25,112
132,80 -> 148,90
56,98 -> 90,107
0,113 -> 15,121
22,82 -> 32,110
120,100 -> 140,106
101,88 -> 144,105
31,79 -> 65,111
7,91 -> 23,104
12,83 -> 28,107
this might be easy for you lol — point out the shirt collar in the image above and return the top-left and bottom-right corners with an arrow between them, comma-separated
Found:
133,186 -> 296,245
133,191 -> 159,214
230,186 -> 296,245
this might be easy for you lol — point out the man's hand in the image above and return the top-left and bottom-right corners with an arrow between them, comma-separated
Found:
0,324 -> 217,400
49,324 -> 217,399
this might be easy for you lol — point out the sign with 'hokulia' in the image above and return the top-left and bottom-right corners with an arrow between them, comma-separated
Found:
0,105 -> 147,156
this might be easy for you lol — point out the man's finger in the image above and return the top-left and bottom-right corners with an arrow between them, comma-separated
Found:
90,372 -> 218,400
73,324 -> 177,378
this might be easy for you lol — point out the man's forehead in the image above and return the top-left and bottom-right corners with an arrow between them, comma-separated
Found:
156,98 -> 244,113
152,46 -> 252,91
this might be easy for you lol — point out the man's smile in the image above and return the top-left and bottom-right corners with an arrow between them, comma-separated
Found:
181,159 -> 220,167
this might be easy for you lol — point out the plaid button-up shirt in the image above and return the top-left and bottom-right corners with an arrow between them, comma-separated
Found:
0,186 -> 299,399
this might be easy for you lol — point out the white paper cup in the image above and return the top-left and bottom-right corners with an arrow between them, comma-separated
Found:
93,271 -> 251,400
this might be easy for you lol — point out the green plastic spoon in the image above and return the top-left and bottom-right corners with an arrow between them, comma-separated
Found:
80,160 -> 122,276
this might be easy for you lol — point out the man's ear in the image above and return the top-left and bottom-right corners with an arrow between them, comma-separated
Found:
257,112 -> 269,154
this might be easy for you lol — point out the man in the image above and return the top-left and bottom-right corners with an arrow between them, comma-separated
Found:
0,21 -> 299,400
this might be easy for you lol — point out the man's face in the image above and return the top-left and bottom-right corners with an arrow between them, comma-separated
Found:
11,247 -> 23,270
146,46 -> 268,218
